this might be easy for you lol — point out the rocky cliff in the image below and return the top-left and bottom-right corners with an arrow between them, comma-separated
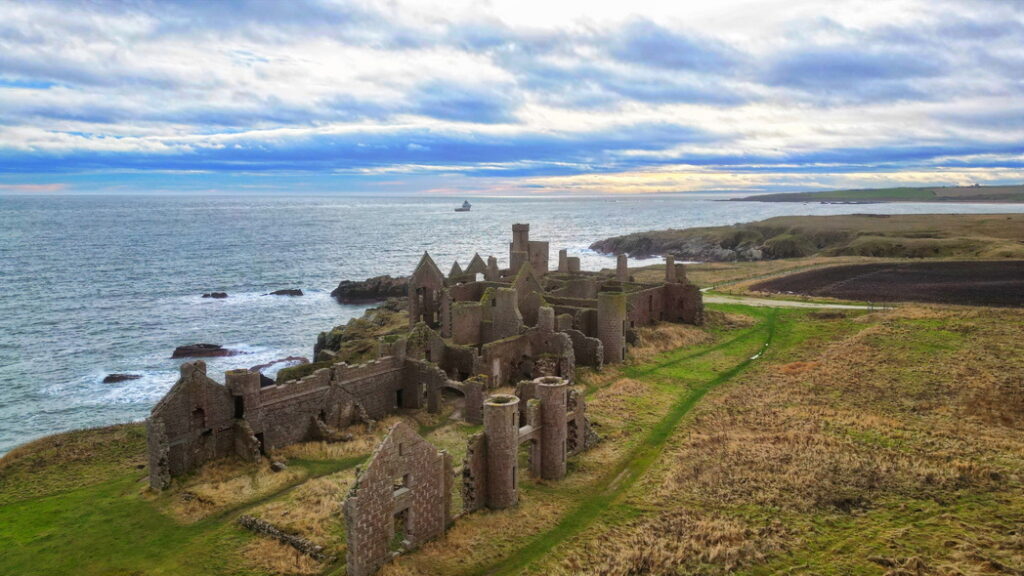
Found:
330,275 -> 408,303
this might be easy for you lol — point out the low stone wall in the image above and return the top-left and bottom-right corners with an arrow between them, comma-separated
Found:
238,515 -> 332,562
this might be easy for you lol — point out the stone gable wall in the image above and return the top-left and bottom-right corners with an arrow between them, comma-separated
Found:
344,423 -> 452,576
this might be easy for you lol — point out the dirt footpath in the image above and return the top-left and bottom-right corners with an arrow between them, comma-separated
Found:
750,261 -> 1024,307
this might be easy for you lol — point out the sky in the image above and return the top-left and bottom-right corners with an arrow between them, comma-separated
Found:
0,0 -> 1022,195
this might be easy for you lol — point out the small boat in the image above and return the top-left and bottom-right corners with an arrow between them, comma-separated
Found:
454,200 -> 472,212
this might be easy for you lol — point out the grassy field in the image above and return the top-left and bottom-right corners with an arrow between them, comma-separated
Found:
736,184 -> 1024,203
593,213 -> 1024,261
2,300 -> 1022,575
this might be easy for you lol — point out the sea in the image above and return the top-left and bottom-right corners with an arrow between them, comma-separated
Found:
3,193 -> 1023,455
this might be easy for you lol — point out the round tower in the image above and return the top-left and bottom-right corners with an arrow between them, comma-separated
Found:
597,291 -> 627,364
535,376 -> 568,480
483,394 -> 520,509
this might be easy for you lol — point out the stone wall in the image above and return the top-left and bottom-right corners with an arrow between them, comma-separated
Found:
149,356 -> 448,488
563,328 -> 603,368
147,361 -> 238,490
343,422 -> 452,576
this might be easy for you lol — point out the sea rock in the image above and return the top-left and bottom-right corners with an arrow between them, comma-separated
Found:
267,289 -> 303,296
171,343 -> 241,359
330,275 -> 408,303
250,356 -> 310,387
102,373 -> 141,384
202,292 -> 228,299
249,356 -> 310,372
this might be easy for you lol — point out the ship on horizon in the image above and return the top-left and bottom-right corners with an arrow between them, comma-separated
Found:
455,200 -> 472,212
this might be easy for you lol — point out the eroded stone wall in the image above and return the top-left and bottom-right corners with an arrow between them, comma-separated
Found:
343,422 -> 452,576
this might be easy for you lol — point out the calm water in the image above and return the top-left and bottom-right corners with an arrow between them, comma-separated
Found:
3,193 -> 1023,454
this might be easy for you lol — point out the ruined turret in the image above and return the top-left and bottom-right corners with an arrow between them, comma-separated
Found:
535,376 -> 568,480
597,291 -> 627,364
483,394 -> 520,509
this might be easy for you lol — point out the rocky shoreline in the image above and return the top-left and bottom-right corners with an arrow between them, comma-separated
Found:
590,234 -> 766,262
330,274 -> 408,303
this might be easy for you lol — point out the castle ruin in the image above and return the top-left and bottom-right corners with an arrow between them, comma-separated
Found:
147,223 -> 702,490
343,375 -> 595,576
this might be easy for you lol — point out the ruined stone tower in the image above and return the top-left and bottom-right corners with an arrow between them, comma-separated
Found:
510,223 -> 530,273
483,394 -> 519,509
597,291 -> 627,364
616,253 -> 629,282
536,376 -> 568,480
665,254 -> 677,283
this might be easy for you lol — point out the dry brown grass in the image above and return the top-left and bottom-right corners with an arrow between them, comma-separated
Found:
241,537 -> 324,575
276,415 -> 405,460
544,306 -> 1024,575
380,489 -> 572,576
249,468 -> 358,551
555,510 -> 788,576
653,309 -> 1024,511
160,458 -> 305,522
630,323 -> 713,363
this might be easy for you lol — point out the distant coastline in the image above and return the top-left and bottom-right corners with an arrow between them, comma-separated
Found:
732,184 -> 1024,203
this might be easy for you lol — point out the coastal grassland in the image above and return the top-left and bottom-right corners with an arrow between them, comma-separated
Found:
3,303 -> 1020,576
594,213 -> 1024,261
526,305 -> 1024,576
0,418 -> 366,576
368,304 -> 781,576
0,304 -> 769,576
738,184 -> 1024,203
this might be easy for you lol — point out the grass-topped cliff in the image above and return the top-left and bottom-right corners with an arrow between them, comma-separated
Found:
591,213 -> 1024,261
735,184 -> 1024,203
3,300 -> 1023,575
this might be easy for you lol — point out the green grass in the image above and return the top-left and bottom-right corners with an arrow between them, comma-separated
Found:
740,184 -> 1024,203
472,306 -> 779,576
0,442 -> 365,576
6,303 -> 1018,576
594,213 -> 1024,261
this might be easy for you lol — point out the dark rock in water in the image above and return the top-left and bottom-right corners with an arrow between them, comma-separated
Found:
202,292 -> 228,299
250,356 -> 310,372
171,343 -> 241,358
267,289 -> 303,296
103,373 -> 141,384
330,275 -> 408,303
250,356 -> 309,388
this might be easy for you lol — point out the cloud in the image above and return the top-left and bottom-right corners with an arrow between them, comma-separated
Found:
606,18 -> 739,72
0,0 -> 1021,193
0,182 -> 67,192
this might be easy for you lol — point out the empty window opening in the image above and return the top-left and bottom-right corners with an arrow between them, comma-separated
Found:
233,396 -> 245,419
191,407 -> 205,430
255,432 -> 267,456
391,509 -> 410,551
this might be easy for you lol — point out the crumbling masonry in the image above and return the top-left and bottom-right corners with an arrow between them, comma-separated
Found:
343,422 -> 453,576
343,376 -> 595,576
147,223 -> 702,490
